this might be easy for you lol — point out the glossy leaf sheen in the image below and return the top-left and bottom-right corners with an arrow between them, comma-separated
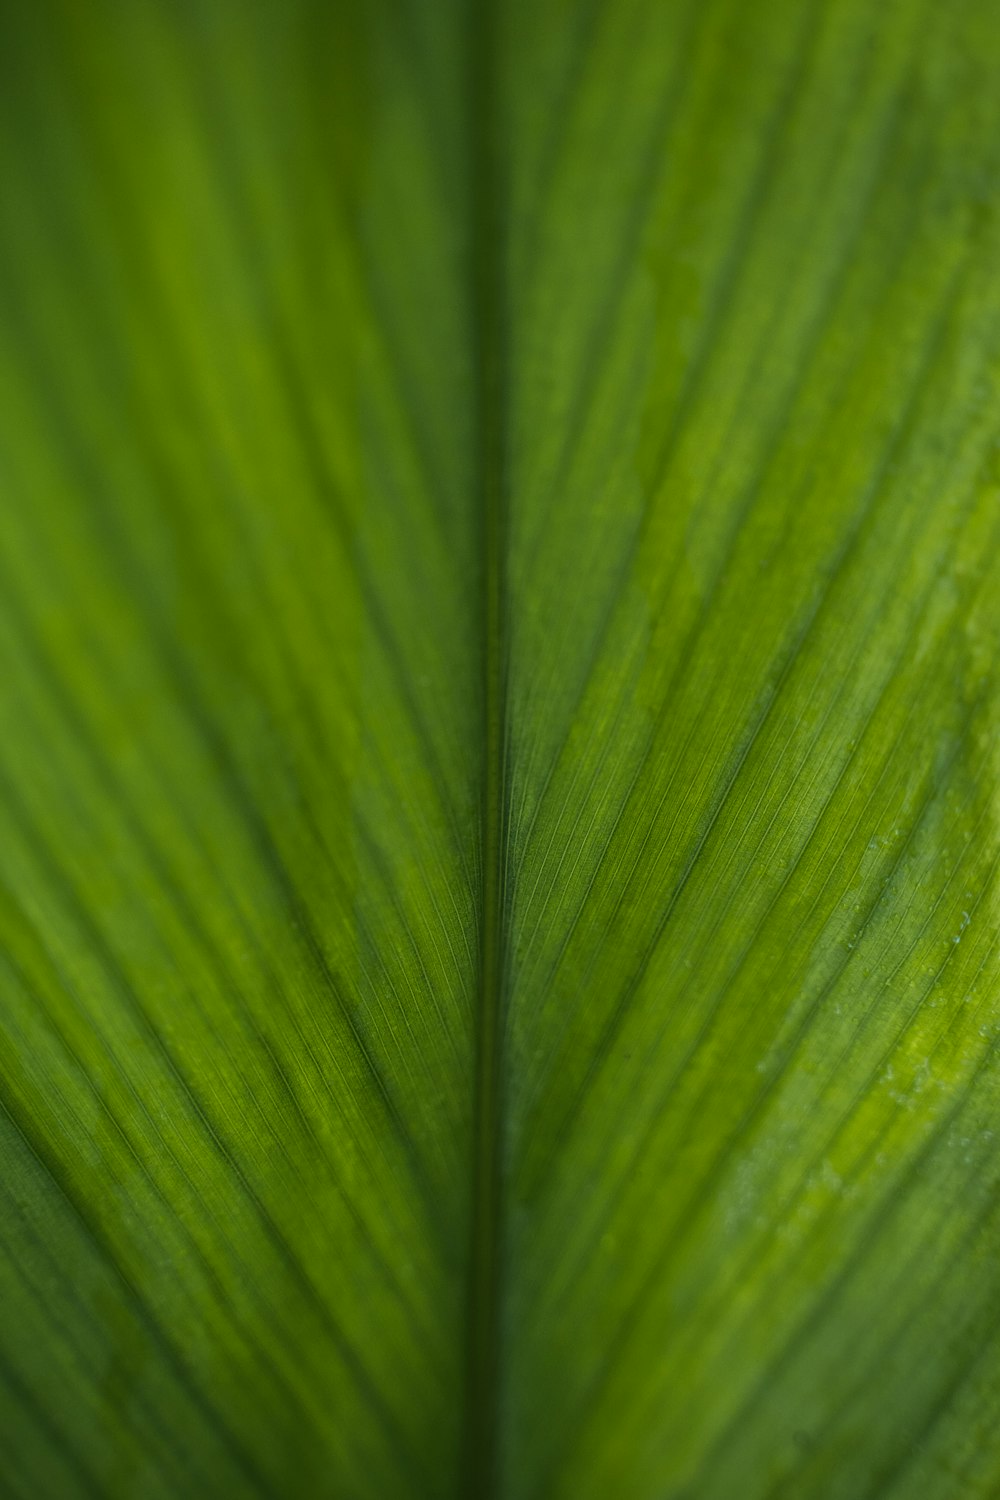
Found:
1,1 -> 999,1496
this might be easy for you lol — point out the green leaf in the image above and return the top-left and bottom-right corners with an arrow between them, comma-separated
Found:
1,0 -> 999,1496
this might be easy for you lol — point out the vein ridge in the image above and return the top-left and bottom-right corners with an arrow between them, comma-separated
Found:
461,0 -> 511,1493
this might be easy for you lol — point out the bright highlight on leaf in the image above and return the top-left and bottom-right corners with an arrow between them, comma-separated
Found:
1,0 -> 999,1496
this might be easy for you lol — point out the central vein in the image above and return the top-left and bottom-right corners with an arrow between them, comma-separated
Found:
461,0 -> 510,1493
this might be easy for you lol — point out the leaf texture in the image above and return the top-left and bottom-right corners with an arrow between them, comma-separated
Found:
1,0 -> 999,1497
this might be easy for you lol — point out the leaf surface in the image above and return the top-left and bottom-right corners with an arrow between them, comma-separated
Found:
1,1 -> 999,1497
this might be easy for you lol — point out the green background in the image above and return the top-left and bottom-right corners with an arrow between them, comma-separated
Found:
1,0 -> 999,1495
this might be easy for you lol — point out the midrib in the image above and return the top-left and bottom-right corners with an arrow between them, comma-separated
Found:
461,0 -> 510,1493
